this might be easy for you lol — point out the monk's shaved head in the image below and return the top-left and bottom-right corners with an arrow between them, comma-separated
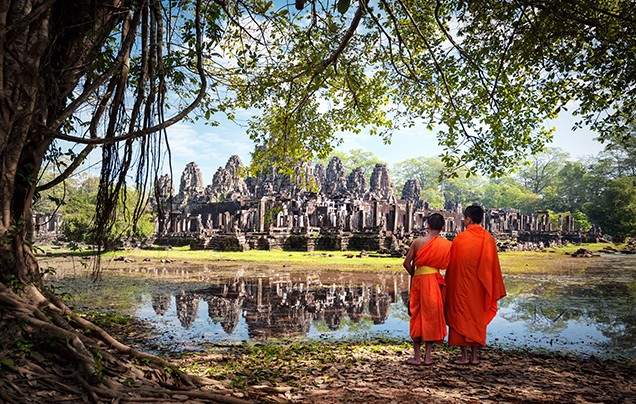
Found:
427,213 -> 445,230
464,205 -> 484,224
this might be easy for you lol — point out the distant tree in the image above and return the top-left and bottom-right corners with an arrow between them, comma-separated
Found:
542,161 -> 597,212
33,171 -> 74,216
393,157 -> 445,191
421,187 -> 445,209
586,177 -> 636,240
392,156 -> 486,206
517,148 -> 569,194
482,177 -> 540,212
594,136 -> 636,178
320,149 -> 386,181
346,150 -> 385,173
572,210 -> 593,232
45,176 -> 154,244
441,178 -> 485,207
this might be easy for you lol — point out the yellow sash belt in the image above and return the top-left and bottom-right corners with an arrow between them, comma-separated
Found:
414,266 -> 439,276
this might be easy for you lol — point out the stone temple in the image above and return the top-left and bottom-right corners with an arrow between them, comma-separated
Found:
151,155 -> 598,252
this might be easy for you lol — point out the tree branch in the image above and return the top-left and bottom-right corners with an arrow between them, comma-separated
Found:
35,144 -> 95,192
393,0 -> 475,144
53,0 -> 207,146
289,0 -> 366,116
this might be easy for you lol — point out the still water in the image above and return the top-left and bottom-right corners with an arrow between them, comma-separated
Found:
55,255 -> 636,358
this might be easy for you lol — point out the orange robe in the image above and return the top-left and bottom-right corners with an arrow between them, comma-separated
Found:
409,236 -> 452,342
445,224 -> 506,346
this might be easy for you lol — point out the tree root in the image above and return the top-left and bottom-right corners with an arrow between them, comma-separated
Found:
0,283 -> 247,403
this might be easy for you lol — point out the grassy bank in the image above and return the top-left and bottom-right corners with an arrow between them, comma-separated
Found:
39,242 -> 625,274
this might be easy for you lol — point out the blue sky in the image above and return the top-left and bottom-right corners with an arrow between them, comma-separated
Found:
75,106 -> 605,185
159,107 -> 605,184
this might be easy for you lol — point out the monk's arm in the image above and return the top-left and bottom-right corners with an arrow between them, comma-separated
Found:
402,241 -> 417,276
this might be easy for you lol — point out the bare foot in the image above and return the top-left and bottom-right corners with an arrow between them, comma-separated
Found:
405,357 -> 421,366
423,358 -> 434,366
454,356 -> 470,365
470,354 -> 481,365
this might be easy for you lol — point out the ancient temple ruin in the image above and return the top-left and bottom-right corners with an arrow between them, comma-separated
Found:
153,156 -> 595,252
32,212 -> 63,241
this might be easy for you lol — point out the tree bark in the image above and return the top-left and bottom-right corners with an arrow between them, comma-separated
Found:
0,0 -> 123,281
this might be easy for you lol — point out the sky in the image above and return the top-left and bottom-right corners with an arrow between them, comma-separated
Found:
74,105 -> 605,185
159,107 -> 605,185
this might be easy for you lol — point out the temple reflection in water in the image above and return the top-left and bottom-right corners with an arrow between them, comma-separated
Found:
150,273 -> 409,338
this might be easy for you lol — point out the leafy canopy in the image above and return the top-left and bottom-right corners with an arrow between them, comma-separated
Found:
209,0 -> 635,177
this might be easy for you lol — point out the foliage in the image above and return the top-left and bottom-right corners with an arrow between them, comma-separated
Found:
393,157 -> 445,192
420,187 -> 445,209
392,156 -> 487,206
222,0 -> 635,178
32,168 -> 77,215
37,175 -> 154,244
389,145 -> 635,237
516,148 -> 569,193
317,149 -> 386,181
572,210 -> 592,233
482,177 -> 539,212
586,177 -> 636,240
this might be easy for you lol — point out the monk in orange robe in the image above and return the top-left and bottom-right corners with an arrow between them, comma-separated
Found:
445,204 -> 506,364
403,213 -> 451,365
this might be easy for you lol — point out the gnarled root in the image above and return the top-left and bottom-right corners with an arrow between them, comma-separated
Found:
0,283 -> 247,403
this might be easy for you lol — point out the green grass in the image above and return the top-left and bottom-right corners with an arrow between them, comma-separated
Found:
54,276 -> 150,311
39,241 -> 626,274
547,242 -> 622,254
109,247 -> 404,271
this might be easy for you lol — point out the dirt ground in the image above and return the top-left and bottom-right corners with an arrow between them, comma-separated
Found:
171,340 -> 635,403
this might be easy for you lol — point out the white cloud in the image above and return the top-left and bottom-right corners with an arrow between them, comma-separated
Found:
165,121 -> 254,183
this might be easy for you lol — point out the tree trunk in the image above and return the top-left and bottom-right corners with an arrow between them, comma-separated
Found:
0,0 -> 120,281
0,3 -> 243,401
0,137 -> 49,283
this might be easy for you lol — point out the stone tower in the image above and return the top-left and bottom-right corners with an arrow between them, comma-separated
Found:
347,167 -> 367,198
205,155 -> 249,201
401,179 -> 421,202
367,164 -> 394,201
179,162 -> 204,198
324,157 -> 347,196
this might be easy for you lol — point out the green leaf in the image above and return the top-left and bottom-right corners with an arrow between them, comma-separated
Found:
0,358 -> 15,368
336,0 -> 350,14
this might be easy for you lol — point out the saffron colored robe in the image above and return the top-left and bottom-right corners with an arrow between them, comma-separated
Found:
445,224 -> 506,346
409,236 -> 452,342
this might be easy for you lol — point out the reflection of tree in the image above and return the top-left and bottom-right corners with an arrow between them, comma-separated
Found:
501,278 -> 636,355
175,291 -> 199,329
565,282 -> 636,355
151,293 -> 171,316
